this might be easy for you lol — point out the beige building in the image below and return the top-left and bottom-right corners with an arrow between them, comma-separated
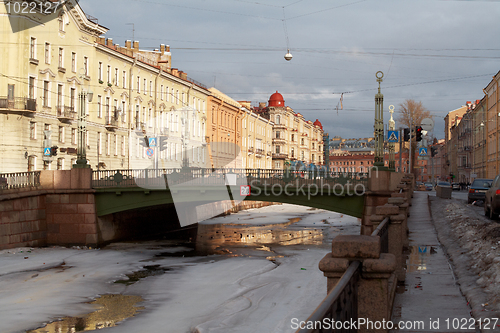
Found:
239,104 -> 274,169
485,71 -> 500,178
0,1 -> 210,172
250,92 -> 324,169
206,88 -> 243,169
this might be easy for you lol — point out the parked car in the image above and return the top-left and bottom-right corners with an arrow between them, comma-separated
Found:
451,182 -> 461,191
436,181 -> 452,189
424,183 -> 433,191
468,179 -> 492,204
484,175 -> 500,219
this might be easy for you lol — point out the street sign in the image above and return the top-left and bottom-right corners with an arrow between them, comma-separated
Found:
146,148 -> 154,157
387,130 -> 399,143
419,147 -> 427,156
43,148 -> 51,156
420,118 -> 434,131
148,137 -> 157,147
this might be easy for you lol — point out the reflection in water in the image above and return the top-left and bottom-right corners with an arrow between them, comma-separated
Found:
407,245 -> 437,273
26,294 -> 144,333
196,218 -> 324,254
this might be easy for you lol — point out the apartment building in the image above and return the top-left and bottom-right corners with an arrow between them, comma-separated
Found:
0,1 -> 210,172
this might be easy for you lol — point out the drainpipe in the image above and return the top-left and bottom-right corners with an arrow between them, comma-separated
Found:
128,58 -> 137,170
154,68 -> 162,169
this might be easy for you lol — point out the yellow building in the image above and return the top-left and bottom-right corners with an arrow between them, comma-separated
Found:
206,88 -> 243,169
0,0 -> 210,172
251,92 -> 324,169
484,71 -> 500,178
239,104 -> 274,169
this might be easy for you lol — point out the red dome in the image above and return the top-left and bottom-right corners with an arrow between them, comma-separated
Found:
313,119 -> 323,130
268,91 -> 284,107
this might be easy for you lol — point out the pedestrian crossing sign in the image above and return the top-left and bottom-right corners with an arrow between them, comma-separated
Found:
419,147 -> 427,156
148,137 -> 157,147
44,148 -> 51,156
387,130 -> 399,143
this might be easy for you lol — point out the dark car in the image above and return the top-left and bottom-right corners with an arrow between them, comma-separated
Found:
451,182 -> 460,191
468,178 -> 492,204
436,181 -> 452,189
484,175 -> 500,219
424,183 -> 433,191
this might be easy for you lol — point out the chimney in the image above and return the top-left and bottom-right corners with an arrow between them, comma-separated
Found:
166,45 -> 170,52
133,41 -> 139,51
259,102 -> 266,109
125,40 -> 132,49
160,44 -> 165,53
171,68 -> 178,76
107,38 -> 113,46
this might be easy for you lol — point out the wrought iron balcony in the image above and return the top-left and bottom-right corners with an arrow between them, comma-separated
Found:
0,97 -> 37,112
105,117 -> 119,130
57,105 -> 76,121
272,153 -> 288,160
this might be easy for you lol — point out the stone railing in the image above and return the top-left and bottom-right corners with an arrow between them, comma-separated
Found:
300,171 -> 413,333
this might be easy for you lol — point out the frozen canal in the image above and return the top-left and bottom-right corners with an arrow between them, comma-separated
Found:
0,204 -> 360,333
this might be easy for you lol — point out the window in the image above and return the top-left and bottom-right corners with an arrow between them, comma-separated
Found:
30,37 -> 36,59
114,134 -> 118,155
43,160 -> 50,170
70,88 -> 75,110
58,13 -> 64,32
137,76 -> 140,93
44,42 -> 50,64
143,79 -> 147,95
57,85 -> 62,110
28,156 -> 36,171
291,134 -> 295,142
115,68 -> 118,86
98,62 -> 102,81
30,122 -> 36,139
97,95 -> 102,118
43,81 -> 49,107
160,85 -> 163,100
58,48 -> 63,68
150,81 -> 153,97
71,52 -> 76,72
123,71 -> 126,88
165,86 -> 169,102
105,97 -> 110,122
83,56 -> 88,76
98,132 -> 102,155
71,128 -> 77,144
121,136 -> 126,156
276,131 -> 280,139
107,65 -> 111,83
28,77 -> 35,99
57,158 -> 64,170
122,101 -> 126,122
58,126 -> 64,143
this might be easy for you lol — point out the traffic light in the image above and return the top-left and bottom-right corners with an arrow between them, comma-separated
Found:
159,136 -> 168,151
403,128 -> 410,142
139,136 -> 149,148
50,146 -> 58,156
431,146 -> 437,157
415,126 -> 423,142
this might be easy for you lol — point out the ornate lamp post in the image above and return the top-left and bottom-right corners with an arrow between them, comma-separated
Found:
73,68 -> 93,168
388,105 -> 395,171
374,71 -> 385,168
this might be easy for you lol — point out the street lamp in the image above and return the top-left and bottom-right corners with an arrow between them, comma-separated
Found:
73,68 -> 93,169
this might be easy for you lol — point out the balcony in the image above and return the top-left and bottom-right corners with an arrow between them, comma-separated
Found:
248,147 -> 254,153
56,105 -> 76,122
272,137 -> 286,144
272,153 -> 288,160
105,117 -> 119,130
0,97 -> 37,113
255,148 -> 264,158
274,124 -> 287,130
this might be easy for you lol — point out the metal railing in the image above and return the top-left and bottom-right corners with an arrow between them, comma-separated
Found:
371,216 -> 389,253
0,171 -> 41,190
296,261 -> 360,333
0,97 -> 36,111
92,168 -> 370,190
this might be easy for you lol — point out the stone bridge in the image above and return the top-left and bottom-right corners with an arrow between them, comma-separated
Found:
0,167 -> 406,249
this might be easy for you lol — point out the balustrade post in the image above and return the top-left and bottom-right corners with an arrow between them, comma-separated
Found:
319,235 -> 396,333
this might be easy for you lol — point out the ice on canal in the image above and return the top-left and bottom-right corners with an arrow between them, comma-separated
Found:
0,204 -> 360,333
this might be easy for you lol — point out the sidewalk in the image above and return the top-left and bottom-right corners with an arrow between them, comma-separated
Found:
390,191 -> 476,332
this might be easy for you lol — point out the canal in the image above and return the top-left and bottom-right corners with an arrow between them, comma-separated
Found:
0,204 -> 360,333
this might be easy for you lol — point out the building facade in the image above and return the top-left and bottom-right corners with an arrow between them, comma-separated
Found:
0,1 -> 210,172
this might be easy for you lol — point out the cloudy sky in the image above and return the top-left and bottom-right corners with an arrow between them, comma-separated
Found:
81,0 -> 500,140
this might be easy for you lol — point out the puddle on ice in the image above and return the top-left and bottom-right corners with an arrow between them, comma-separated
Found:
406,245 -> 438,273
114,264 -> 172,285
26,294 -> 144,333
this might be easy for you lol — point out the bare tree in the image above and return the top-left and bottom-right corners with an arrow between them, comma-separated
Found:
396,99 -> 431,179
396,99 -> 431,128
